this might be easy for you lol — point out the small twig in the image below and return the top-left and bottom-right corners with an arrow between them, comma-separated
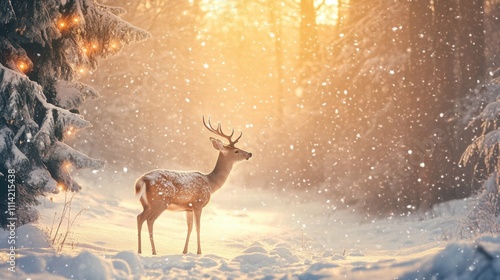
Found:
59,207 -> 87,251
49,212 -> 57,239
64,193 -> 77,238
52,192 -> 69,245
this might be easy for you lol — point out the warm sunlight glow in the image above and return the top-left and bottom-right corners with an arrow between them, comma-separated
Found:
316,0 -> 342,25
200,0 -> 233,20
201,0 -> 343,26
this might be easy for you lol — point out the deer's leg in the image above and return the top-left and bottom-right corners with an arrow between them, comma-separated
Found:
193,208 -> 203,255
147,210 -> 161,255
137,207 -> 151,254
182,211 -> 194,254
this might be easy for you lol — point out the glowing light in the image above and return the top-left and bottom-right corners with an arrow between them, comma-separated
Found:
110,42 -> 117,49
57,184 -> 65,191
64,162 -> 73,171
66,126 -> 75,136
82,42 -> 99,55
17,61 -> 28,73
58,14 -> 80,30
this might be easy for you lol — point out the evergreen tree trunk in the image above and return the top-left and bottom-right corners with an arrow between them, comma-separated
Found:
431,0 -> 461,202
299,0 -> 318,78
269,0 -> 284,113
407,0 -> 436,210
407,0 -> 467,210
459,0 -> 485,93
434,0 -> 456,102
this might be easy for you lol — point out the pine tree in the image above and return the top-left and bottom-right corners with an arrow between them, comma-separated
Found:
0,0 -> 149,228
461,82 -> 500,236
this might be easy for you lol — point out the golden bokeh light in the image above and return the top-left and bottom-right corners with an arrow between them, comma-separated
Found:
64,162 -> 72,171
58,20 -> 66,29
66,126 -> 76,136
17,61 -> 28,73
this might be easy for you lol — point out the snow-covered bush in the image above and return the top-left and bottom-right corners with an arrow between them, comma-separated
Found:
0,0 -> 149,228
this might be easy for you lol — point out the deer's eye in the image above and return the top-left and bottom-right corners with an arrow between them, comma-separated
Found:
235,150 -> 239,153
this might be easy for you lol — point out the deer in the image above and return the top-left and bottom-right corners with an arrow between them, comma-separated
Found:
135,116 -> 252,255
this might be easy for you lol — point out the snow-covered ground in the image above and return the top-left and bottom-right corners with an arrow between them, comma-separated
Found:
1,173 -> 500,279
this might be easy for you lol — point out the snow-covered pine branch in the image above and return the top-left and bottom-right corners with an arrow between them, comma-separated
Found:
0,64 -> 103,191
8,0 -> 62,47
96,3 -> 127,16
462,79 -> 500,236
0,0 -> 15,24
53,80 -> 100,109
63,0 -> 151,71
46,142 -> 104,191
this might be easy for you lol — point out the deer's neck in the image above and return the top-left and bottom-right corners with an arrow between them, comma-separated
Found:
207,152 -> 233,193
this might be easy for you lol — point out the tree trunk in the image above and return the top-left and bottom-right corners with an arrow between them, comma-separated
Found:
431,0 -> 461,203
407,0 -> 436,209
299,0 -> 318,77
459,0 -> 485,93
269,0 -> 284,113
434,0 -> 456,102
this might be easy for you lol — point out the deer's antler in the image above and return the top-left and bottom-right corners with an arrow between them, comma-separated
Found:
203,115 -> 242,147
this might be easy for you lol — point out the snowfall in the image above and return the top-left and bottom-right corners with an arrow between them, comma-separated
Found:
2,171 -> 500,280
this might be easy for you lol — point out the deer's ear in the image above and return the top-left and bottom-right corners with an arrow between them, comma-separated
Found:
210,137 -> 226,152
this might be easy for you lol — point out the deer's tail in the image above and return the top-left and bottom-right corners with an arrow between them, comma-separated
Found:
135,179 -> 148,206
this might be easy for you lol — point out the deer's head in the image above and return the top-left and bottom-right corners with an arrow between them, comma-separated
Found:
203,116 -> 252,162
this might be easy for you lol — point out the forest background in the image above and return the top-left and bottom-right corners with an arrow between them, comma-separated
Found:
74,0 -> 499,215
